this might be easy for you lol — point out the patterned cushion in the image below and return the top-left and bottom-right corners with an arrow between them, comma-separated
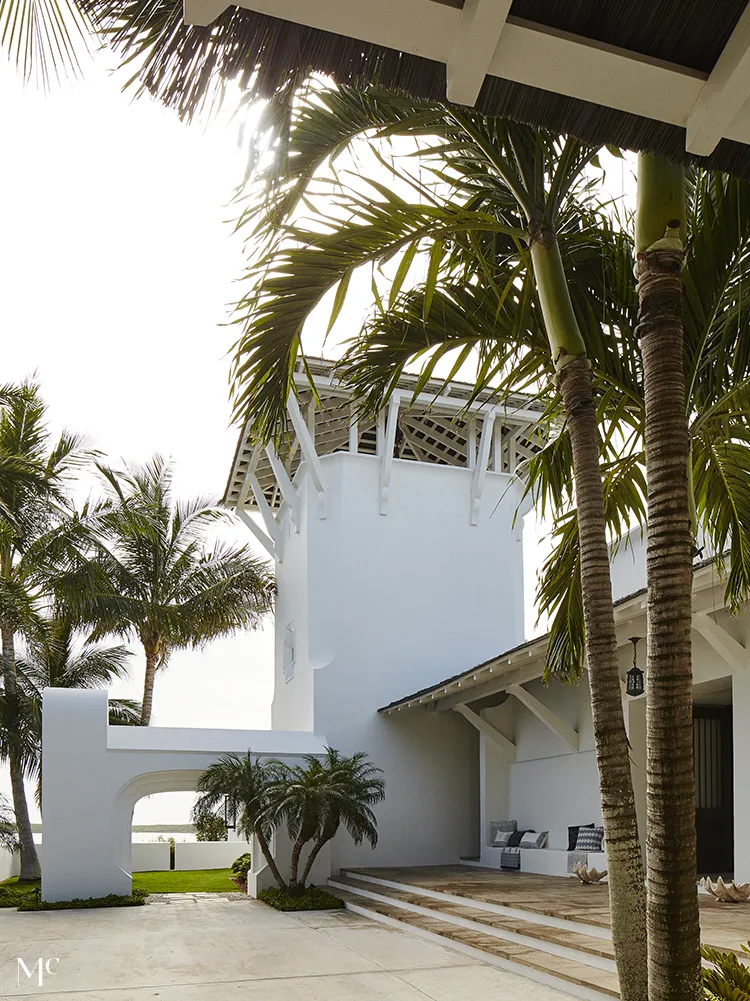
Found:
493,829 -> 514,847
575,826 -> 605,852
489,820 -> 516,846
568,823 -> 595,851
520,831 -> 548,849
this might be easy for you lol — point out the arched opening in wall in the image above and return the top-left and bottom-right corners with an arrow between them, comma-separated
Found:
116,771 -> 248,881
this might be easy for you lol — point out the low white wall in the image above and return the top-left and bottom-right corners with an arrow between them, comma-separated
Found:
174,842 -> 247,871
0,848 -> 19,881
131,843 -> 171,872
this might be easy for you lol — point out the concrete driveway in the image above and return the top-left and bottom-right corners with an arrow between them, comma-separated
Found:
0,895 -> 578,999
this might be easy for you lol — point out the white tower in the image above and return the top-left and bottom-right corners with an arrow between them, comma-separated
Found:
225,359 -> 543,869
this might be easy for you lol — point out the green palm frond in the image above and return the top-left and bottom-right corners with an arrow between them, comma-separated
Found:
702,944 -> 750,1000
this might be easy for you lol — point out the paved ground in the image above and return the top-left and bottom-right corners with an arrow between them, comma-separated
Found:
0,894 -> 578,999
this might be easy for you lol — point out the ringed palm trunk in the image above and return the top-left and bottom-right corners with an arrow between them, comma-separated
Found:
1,624 -> 40,881
299,832 -> 330,888
140,645 -> 158,725
530,228 -> 648,1001
254,826 -> 288,891
635,153 -> 701,1001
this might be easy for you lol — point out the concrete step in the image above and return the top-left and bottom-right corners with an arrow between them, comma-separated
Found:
329,884 -> 620,1001
330,874 -> 617,970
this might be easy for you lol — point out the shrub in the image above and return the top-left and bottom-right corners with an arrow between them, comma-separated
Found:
194,811 -> 228,842
258,886 -> 345,912
702,943 -> 750,999
156,835 -> 176,868
18,888 -> 149,911
0,885 -> 36,908
231,853 -> 252,879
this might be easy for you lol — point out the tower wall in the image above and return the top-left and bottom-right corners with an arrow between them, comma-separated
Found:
272,451 -> 529,869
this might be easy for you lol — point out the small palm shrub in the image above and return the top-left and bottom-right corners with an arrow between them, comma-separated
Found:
702,944 -> 750,999
232,853 -> 252,880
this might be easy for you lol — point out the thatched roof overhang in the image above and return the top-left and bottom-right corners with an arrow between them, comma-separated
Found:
179,0 -> 750,177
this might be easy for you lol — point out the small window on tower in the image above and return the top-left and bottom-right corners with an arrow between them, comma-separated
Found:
283,625 -> 296,683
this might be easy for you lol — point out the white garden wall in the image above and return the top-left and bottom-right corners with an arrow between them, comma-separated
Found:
131,843 -> 170,872
174,842 -> 247,870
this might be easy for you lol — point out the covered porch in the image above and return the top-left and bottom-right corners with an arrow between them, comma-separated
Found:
379,549 -> 750,883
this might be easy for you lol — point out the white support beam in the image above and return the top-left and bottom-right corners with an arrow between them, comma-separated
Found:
287,393 -> 327,518
470,409 -> 497,525
235,509 -> 276,561
453,705 -> 516,760
348,407 -> 359,454
686,3 -> 750,155
265,443 -> 301,530
446,0 -> 513,106
467,418 -> 477,470
506,683 -> 579,752
183,0 -> 228,25
692,612 -> 748,674
246,473 -> 281,547
379,393 -> 400,515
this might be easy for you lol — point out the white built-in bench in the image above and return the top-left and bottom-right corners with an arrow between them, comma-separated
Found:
481,846 -> 608,877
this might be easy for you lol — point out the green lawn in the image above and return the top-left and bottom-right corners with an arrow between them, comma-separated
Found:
132,869 -> 240,893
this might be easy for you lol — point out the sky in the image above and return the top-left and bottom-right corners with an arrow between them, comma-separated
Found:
0,52 -> 277,824
0,52 -> 636,827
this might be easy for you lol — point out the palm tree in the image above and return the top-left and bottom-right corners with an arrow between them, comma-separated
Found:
0,793 -> 19,853
63,455 -> 275,725
226,84 -> 647,997
633,154 -> 700,1001
297,748 -> 384,889
0,382 -> 85,880
17,610 -> 142,726
193,751 -> 287,890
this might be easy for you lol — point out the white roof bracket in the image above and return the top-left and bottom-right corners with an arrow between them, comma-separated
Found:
287,393 -> 327,519
686,3 -> 750,156
246,473 -> 281,549
692,611 -> 748,674
506,683 -> 580,752
235,508 -> 277,562
379,393 -> 401,515
265,443 -> 301,532
447,0 -> 513,107
470,408 -> 497,525
453,704 -> 516,759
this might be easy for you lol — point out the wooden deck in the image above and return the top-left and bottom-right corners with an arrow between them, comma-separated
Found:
348,865 -> 750,955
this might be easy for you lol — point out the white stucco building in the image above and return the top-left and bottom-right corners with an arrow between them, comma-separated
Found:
41,357 -> 748,898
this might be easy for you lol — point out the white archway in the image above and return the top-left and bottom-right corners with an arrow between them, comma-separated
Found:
41,688 -> 327,902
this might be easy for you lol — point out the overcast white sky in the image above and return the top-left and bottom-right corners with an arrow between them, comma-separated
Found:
0,53 -> 635,828
0,52 -> 280,824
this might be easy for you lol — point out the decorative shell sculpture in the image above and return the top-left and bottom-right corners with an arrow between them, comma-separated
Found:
574,862 -> 608,884
700,877 -> 750,903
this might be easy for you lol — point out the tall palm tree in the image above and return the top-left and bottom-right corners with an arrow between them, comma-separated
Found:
193,751 -> 287,890
633,154 -> 699,1001
0,382 -> 85,881
63,456 -> 275,724
226,84 -> 647,997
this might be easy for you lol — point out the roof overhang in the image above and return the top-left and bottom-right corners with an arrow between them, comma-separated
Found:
378,558 -> 727,715
183,0 -> 750,176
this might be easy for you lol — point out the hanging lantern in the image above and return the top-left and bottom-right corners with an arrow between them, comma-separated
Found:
626,636 -> 645,697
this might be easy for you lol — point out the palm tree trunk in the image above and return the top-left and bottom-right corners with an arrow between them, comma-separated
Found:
254,827 -> 288,891
531,231 -> 647,1001
140,647 -> 157,725
288,834 -> 307,894
1,624 -> 40,881
636,153 -> 701,1001
556,359 -> 648,1001
300,834 -> 328,888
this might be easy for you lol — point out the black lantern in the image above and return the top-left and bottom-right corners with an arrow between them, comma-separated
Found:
626,636 -> 645,697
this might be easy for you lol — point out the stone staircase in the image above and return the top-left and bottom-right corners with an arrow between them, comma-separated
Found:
328,869 -> 620,1001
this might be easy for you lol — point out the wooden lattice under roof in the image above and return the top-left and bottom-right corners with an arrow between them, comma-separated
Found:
223,357 -> 546,513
